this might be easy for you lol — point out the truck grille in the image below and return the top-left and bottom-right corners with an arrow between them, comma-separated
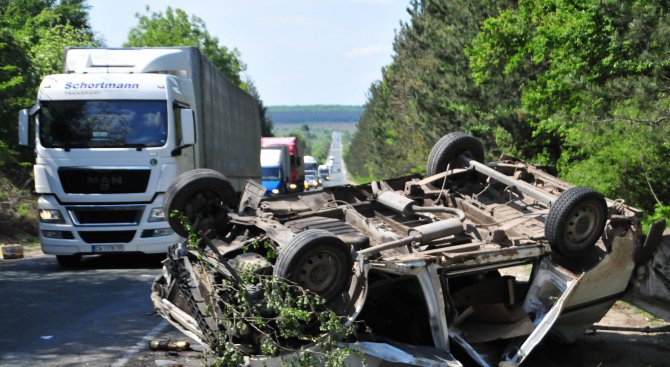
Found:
79,231 -> 136,243
59,168 -> 150,194
68,205 -> 145,225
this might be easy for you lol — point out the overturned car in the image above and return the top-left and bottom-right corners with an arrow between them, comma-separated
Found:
152,132 -> 649,366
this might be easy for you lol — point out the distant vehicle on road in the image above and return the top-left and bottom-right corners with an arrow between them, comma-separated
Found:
304,155 -> 318,177
261,146 -> 291,195
261,137 -> 304,193
304,174 -> 319,190
317,164 -> 330,182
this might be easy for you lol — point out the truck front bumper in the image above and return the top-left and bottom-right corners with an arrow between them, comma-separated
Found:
37,195 -> 180,255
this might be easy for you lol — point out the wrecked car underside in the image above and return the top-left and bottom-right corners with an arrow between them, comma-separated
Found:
152,132 -> 643,366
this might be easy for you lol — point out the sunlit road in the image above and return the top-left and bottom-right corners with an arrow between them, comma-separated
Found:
322,131 -> 348,187
0,253 -> 199,367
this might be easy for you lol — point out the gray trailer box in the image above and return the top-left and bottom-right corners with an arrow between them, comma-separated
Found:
188,48 -> 261,191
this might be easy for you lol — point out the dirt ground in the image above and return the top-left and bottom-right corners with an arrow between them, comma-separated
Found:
526,300 -> 670,367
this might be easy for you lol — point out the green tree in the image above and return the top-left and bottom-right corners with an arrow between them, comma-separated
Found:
467,0 -> 670,211
125,6 -> 246,87
0,29 -> 33,166
248,80 -> 274,137
347,0 -> 510,180
0,0 -> 97,168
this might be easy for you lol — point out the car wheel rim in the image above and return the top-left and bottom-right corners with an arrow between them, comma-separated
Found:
296,250 -> 341,294
564,202 -> 600,249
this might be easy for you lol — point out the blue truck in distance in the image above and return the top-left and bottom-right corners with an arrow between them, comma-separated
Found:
261,146 -> 291,195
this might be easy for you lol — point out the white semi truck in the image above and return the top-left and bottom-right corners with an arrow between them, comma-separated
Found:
18,47 -> 262,266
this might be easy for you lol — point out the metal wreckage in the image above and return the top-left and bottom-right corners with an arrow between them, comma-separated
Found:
151,132 -> 662,366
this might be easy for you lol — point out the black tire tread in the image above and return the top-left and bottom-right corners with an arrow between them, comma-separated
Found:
426,132 -> 485,176
273,229 -> 352,301
164,169 -> 236,238
56,254 -> 81,268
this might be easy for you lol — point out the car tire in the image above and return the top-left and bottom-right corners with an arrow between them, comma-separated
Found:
545,186 -> 608,257
426,132 -> 485,176
273,229 -> 353,301
56,254 -> 81,268
163,169 -> 236,238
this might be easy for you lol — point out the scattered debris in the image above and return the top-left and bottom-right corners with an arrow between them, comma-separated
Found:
148,340 -> 191,351
2,244 -> 24,259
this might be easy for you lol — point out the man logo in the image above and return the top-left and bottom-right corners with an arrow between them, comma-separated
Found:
88,176 -> 123,191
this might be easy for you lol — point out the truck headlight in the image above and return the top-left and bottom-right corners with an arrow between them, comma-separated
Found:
39,209 -> 65,224
289,183 -> 297,190
271,188 -> 280,195
148,208 -> 166,222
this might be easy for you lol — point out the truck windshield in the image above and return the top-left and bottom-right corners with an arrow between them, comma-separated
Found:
262,167 -> 282,181
39,100 -> 168,148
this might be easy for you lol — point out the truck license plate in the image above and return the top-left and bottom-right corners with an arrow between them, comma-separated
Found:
92,244 -> 124,252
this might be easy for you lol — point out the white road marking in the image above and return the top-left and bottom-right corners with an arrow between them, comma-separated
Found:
111,320 -> 169,367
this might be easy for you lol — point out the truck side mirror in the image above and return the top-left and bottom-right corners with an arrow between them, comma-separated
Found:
18,109 -> 29,146
180,109 -> 195,146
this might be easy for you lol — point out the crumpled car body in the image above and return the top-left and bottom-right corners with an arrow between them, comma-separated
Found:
152,133 -> 645,367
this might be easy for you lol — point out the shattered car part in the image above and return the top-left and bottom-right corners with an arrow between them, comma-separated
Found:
152,132 -> 643,366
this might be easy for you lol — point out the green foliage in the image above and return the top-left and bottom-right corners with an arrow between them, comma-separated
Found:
268,105 -> 363,124
274,126 -> 333,163
208,269 -> 361,367
642,204 -> 670,234
247,80 -> 274,137
125,6 -> 246,87
30,23 -> 97,76
466,0 -> 670,212
347,0 -> 511,181
350,0 -> 670,214
0,0 -> 98,170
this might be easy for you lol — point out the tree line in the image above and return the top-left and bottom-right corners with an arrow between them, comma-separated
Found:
268,105 -> 363,124
346,0 -> 669,223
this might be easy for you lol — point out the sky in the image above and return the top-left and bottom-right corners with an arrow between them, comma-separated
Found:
87,0 -> 411,106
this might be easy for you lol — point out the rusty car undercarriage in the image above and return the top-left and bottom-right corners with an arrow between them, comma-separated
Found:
151,132 -> 647,366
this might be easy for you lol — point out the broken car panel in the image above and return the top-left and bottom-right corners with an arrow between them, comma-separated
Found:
151,132 -> 643,366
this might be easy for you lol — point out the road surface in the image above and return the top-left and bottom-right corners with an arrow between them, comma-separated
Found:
0,253 -> 199,367
322,131 -> 348,187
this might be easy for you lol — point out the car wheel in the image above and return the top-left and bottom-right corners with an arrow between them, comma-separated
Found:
163,169 -> 236,238
545,186 -> 608,257
56,254 -> 81,268
426,132 -> 485,176
273,229 -> 353,301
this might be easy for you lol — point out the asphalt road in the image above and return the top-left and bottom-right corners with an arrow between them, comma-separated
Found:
322,131 -> 348,187
0,253 -> 199,367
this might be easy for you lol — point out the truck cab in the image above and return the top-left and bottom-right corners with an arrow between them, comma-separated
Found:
18,47 -> 260,266
261,146 -> 290,195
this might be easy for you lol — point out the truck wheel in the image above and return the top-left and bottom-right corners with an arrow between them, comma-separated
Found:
164,169 -> 236,238
426,132 -> 485,176
545,187 -> 608,257
274,229 -> 353,302
56,254 -> 81,268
